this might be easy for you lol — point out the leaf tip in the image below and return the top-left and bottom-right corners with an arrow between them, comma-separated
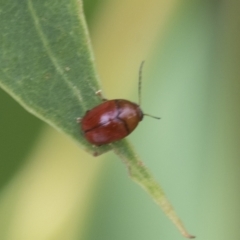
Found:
184,233 -> 196,239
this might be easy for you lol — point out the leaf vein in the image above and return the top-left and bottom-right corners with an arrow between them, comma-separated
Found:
27,0 -> 84,105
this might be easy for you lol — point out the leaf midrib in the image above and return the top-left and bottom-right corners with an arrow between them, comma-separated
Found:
27,0 -> 84,108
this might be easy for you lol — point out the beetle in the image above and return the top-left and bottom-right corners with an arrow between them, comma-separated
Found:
78,61 -> 160,146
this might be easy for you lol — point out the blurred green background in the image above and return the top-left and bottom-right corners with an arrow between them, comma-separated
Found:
0,0 -> 240,239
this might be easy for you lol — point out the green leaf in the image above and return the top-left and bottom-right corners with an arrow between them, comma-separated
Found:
112,140 -> 195,239
0,0 -> 194,238
0,0 -> 110,155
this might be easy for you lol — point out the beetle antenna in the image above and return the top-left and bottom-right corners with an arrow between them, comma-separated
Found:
143,113 -> 161,120
138,61 -> 161,120
138,61 -> 161,119
138,61 -> 145,106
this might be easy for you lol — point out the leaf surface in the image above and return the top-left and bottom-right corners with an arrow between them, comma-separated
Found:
0,0 -> 110,154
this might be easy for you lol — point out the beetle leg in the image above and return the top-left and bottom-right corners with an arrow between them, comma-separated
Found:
95,90 -> 107,101
91,145 -> 101,157
76,117 -> 82,123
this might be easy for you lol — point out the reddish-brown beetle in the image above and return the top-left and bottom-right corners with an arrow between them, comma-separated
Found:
79,62 -> 160,146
